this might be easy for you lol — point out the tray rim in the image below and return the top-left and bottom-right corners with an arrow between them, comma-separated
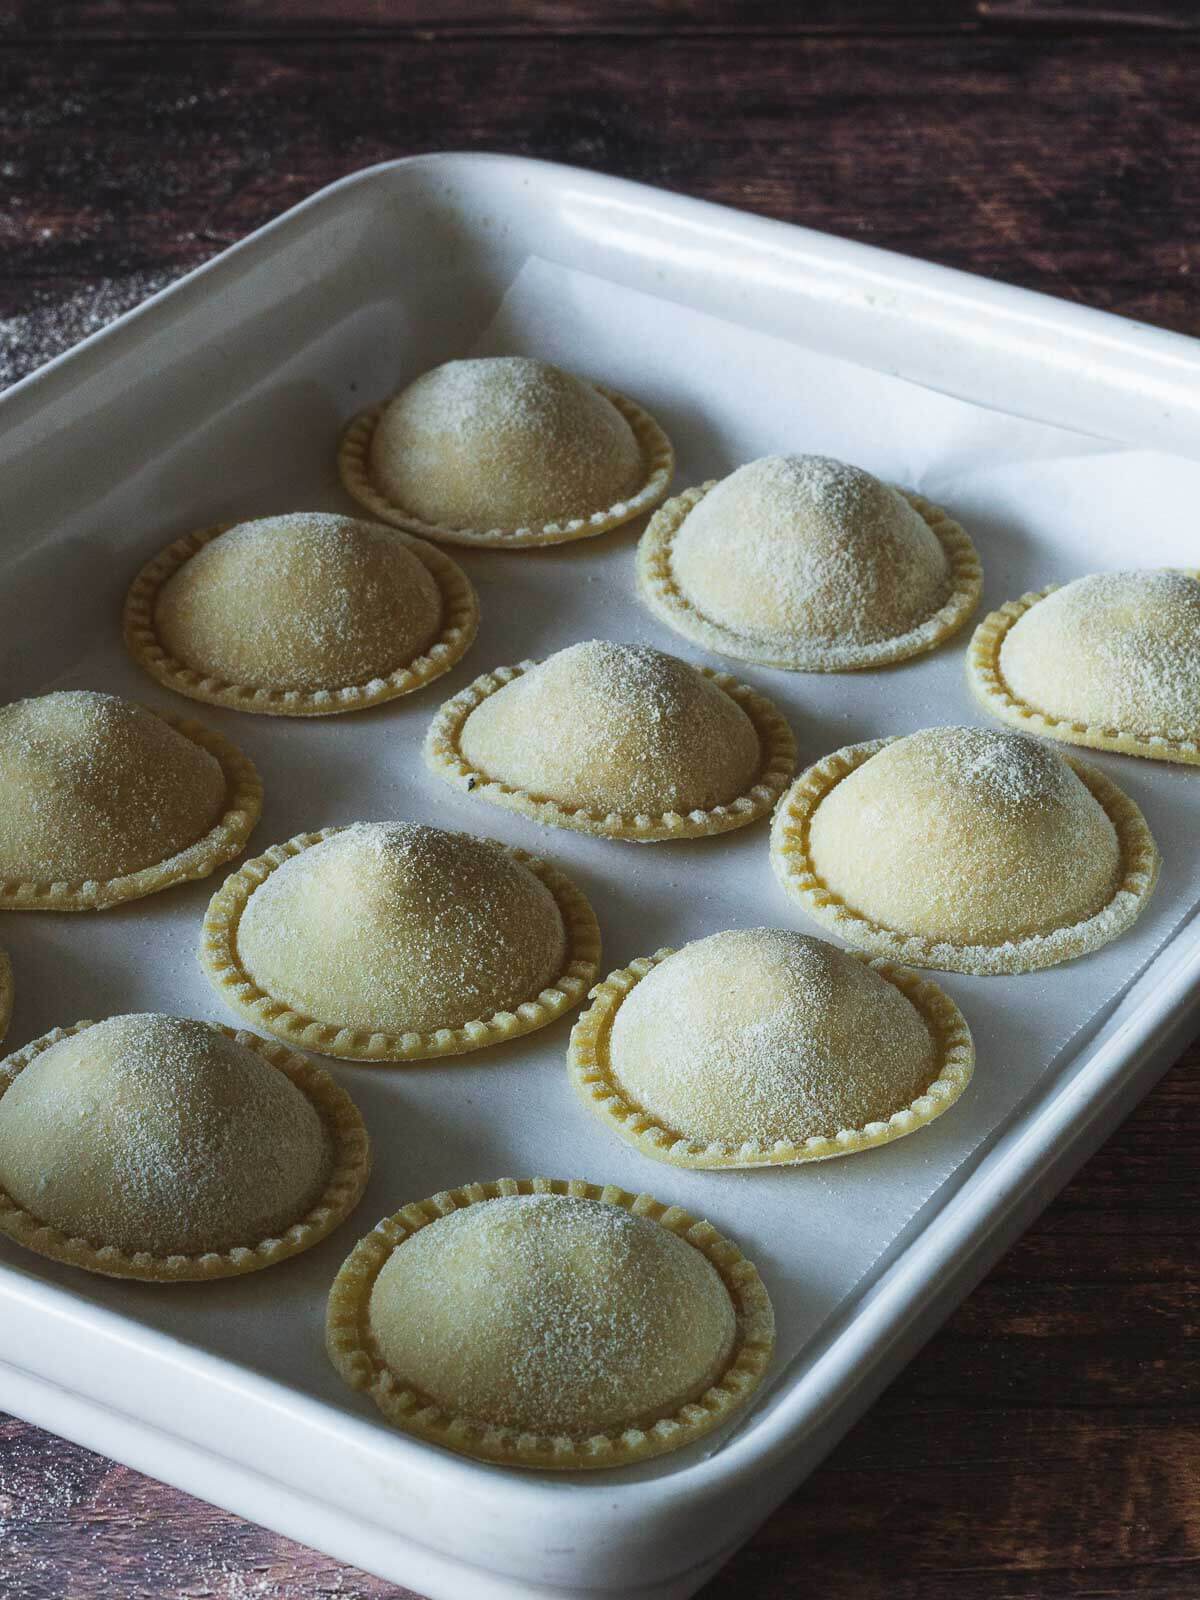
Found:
6,153 -> 1200,450
2,150 -> 1199,1596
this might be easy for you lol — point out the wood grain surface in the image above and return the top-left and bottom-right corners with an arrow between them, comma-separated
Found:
0,4 -> 1198,1597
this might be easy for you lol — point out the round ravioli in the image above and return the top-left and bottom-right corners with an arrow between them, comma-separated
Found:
425,639 -> 797,841
771,726 -> 1160,975
569,929 -> 974,1166
202,821 -> 601,1061
638,454 -> 982,670
338,356 -> 675,548
969,569 -> 1200,764
124,511 -> 478,715
326,1179 -> 774,1468
0,1014 -> 370,1280
0,690 -> 261,910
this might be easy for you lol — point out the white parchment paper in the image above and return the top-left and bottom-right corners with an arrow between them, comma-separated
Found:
5,254 -> 1199,1481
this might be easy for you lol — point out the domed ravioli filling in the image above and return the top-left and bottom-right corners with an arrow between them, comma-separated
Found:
670,455 -> 950,650
368,357 -> 645,531
458,640 -> 762,815
234,822 -> 568,1035
608,929 -> 939,1147
365,1193 -> 736,1436
808,726 -> 1123,946
154,512 -> 444,692
0,1015 -> 331,1257
0,690 -> 227,883
999,570 -> 1200,740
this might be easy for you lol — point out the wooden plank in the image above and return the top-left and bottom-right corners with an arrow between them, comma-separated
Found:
0,34 -> 1196,340
0,2 -> 1197,38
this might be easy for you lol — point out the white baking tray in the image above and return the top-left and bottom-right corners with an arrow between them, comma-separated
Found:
2,153 -> 1200,1600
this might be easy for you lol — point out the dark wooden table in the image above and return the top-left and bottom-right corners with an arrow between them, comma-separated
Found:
1,3 -> 1198,1596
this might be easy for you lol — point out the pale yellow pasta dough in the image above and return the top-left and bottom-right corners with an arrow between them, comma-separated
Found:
368,357 -> 644,531
0,690 -> 227,884
608,929 -> 940,1148
998,570 -> 1200,741
234,822 -> 568,1036
639,454 -> 981,671
366,1192 -> 735,1435
153,512 -> 443,692
809,726 -> 1122,945
0,1015 -> 331,1257
673,456 -> 949,650
458,640 -> 761,815
327,1178 -> 775,1467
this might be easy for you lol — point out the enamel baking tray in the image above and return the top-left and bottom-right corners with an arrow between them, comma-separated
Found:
2,153 -> 1199,1600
